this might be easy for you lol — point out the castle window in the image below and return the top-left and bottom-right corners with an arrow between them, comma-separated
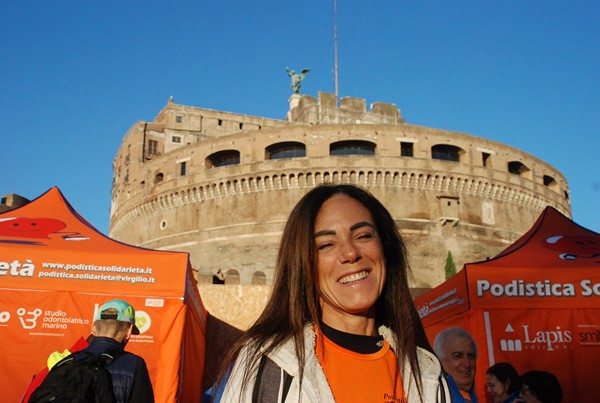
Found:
172,135 -> 182,144
218,119 -> 223,126
508,161 -> 530,177
206,150 -> 240,168
482,152 -> 491,167
266,142 -> 306,160
225,269 -> 240,285
180,161 -> 187,176
401,142 -> 414,157
543,175 -> 556,186
432,144 -> 463,162
543,175 -> 559,192
252,271 -> 267,285
437,196 -> 460,226
176,115 -> 183,123
148,140 -> 159,155
330,140 -> 375,156
154,172 -> 164,184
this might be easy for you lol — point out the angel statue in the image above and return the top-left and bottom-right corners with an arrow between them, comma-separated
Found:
286,67 -> 310,94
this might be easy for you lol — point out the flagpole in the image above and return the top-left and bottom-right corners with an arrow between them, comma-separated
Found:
334,0 -> 339,98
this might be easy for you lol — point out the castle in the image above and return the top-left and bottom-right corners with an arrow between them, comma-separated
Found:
109,92 -> 570,328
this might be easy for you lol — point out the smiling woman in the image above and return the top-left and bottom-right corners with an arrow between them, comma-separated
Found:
485,362 -> 521,403
314,195 -> 386,334
204,183 -> 450,402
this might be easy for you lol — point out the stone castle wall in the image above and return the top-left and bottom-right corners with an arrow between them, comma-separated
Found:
109,94 -> 570,327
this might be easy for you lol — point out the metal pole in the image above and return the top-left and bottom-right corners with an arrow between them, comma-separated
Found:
334,0 -> 339,98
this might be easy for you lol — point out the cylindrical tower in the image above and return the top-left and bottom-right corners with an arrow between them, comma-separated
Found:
110,95 -> 570,327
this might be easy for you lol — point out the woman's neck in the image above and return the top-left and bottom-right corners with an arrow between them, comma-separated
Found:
320,312 -> 377,336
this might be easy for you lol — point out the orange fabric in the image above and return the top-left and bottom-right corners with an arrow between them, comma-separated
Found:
0,187 -> 207,402
415,206 -> 600,401
415,269 -> 469,328
315,330 -> 406,403
458,388 -> 471,402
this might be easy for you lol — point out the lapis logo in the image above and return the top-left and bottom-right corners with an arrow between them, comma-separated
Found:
499,323 -> 572,352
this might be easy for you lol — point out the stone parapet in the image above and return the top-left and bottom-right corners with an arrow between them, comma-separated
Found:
198,284 -> 271,330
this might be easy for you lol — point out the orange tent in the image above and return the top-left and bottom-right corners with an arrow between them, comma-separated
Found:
414,206 -> 600,402
0,187 -> 206,402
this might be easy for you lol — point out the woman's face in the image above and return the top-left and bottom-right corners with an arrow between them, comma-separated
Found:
486,374 -> 510,403
314,195 -> 386,332
518,383 -> 542,403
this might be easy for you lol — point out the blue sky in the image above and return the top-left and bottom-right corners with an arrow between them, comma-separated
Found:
2,1 -> 598,234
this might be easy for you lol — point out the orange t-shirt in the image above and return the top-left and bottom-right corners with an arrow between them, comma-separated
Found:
315,329 -> 406,403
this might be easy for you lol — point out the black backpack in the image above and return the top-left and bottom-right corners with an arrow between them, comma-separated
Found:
28,350 -> 122,403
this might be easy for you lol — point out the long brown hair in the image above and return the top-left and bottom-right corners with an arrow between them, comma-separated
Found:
214,183 -> 432,399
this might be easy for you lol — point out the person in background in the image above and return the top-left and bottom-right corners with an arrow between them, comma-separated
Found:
486,362 -> 520,403
434,327 -> 478,402
517,370 -> 562,403
84,299 -> 154,403
205,183 -> 449,402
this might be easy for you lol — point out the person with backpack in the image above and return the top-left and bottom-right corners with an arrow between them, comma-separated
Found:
83,299 -> 154,402
29,299 -> 154,403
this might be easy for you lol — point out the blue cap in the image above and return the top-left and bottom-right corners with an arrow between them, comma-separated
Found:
96,299 -> 140,334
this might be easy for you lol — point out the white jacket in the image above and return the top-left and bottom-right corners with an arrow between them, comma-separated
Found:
220,324 -> 449,402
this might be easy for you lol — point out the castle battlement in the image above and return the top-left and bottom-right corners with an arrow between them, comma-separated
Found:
288,92 -> 405,125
